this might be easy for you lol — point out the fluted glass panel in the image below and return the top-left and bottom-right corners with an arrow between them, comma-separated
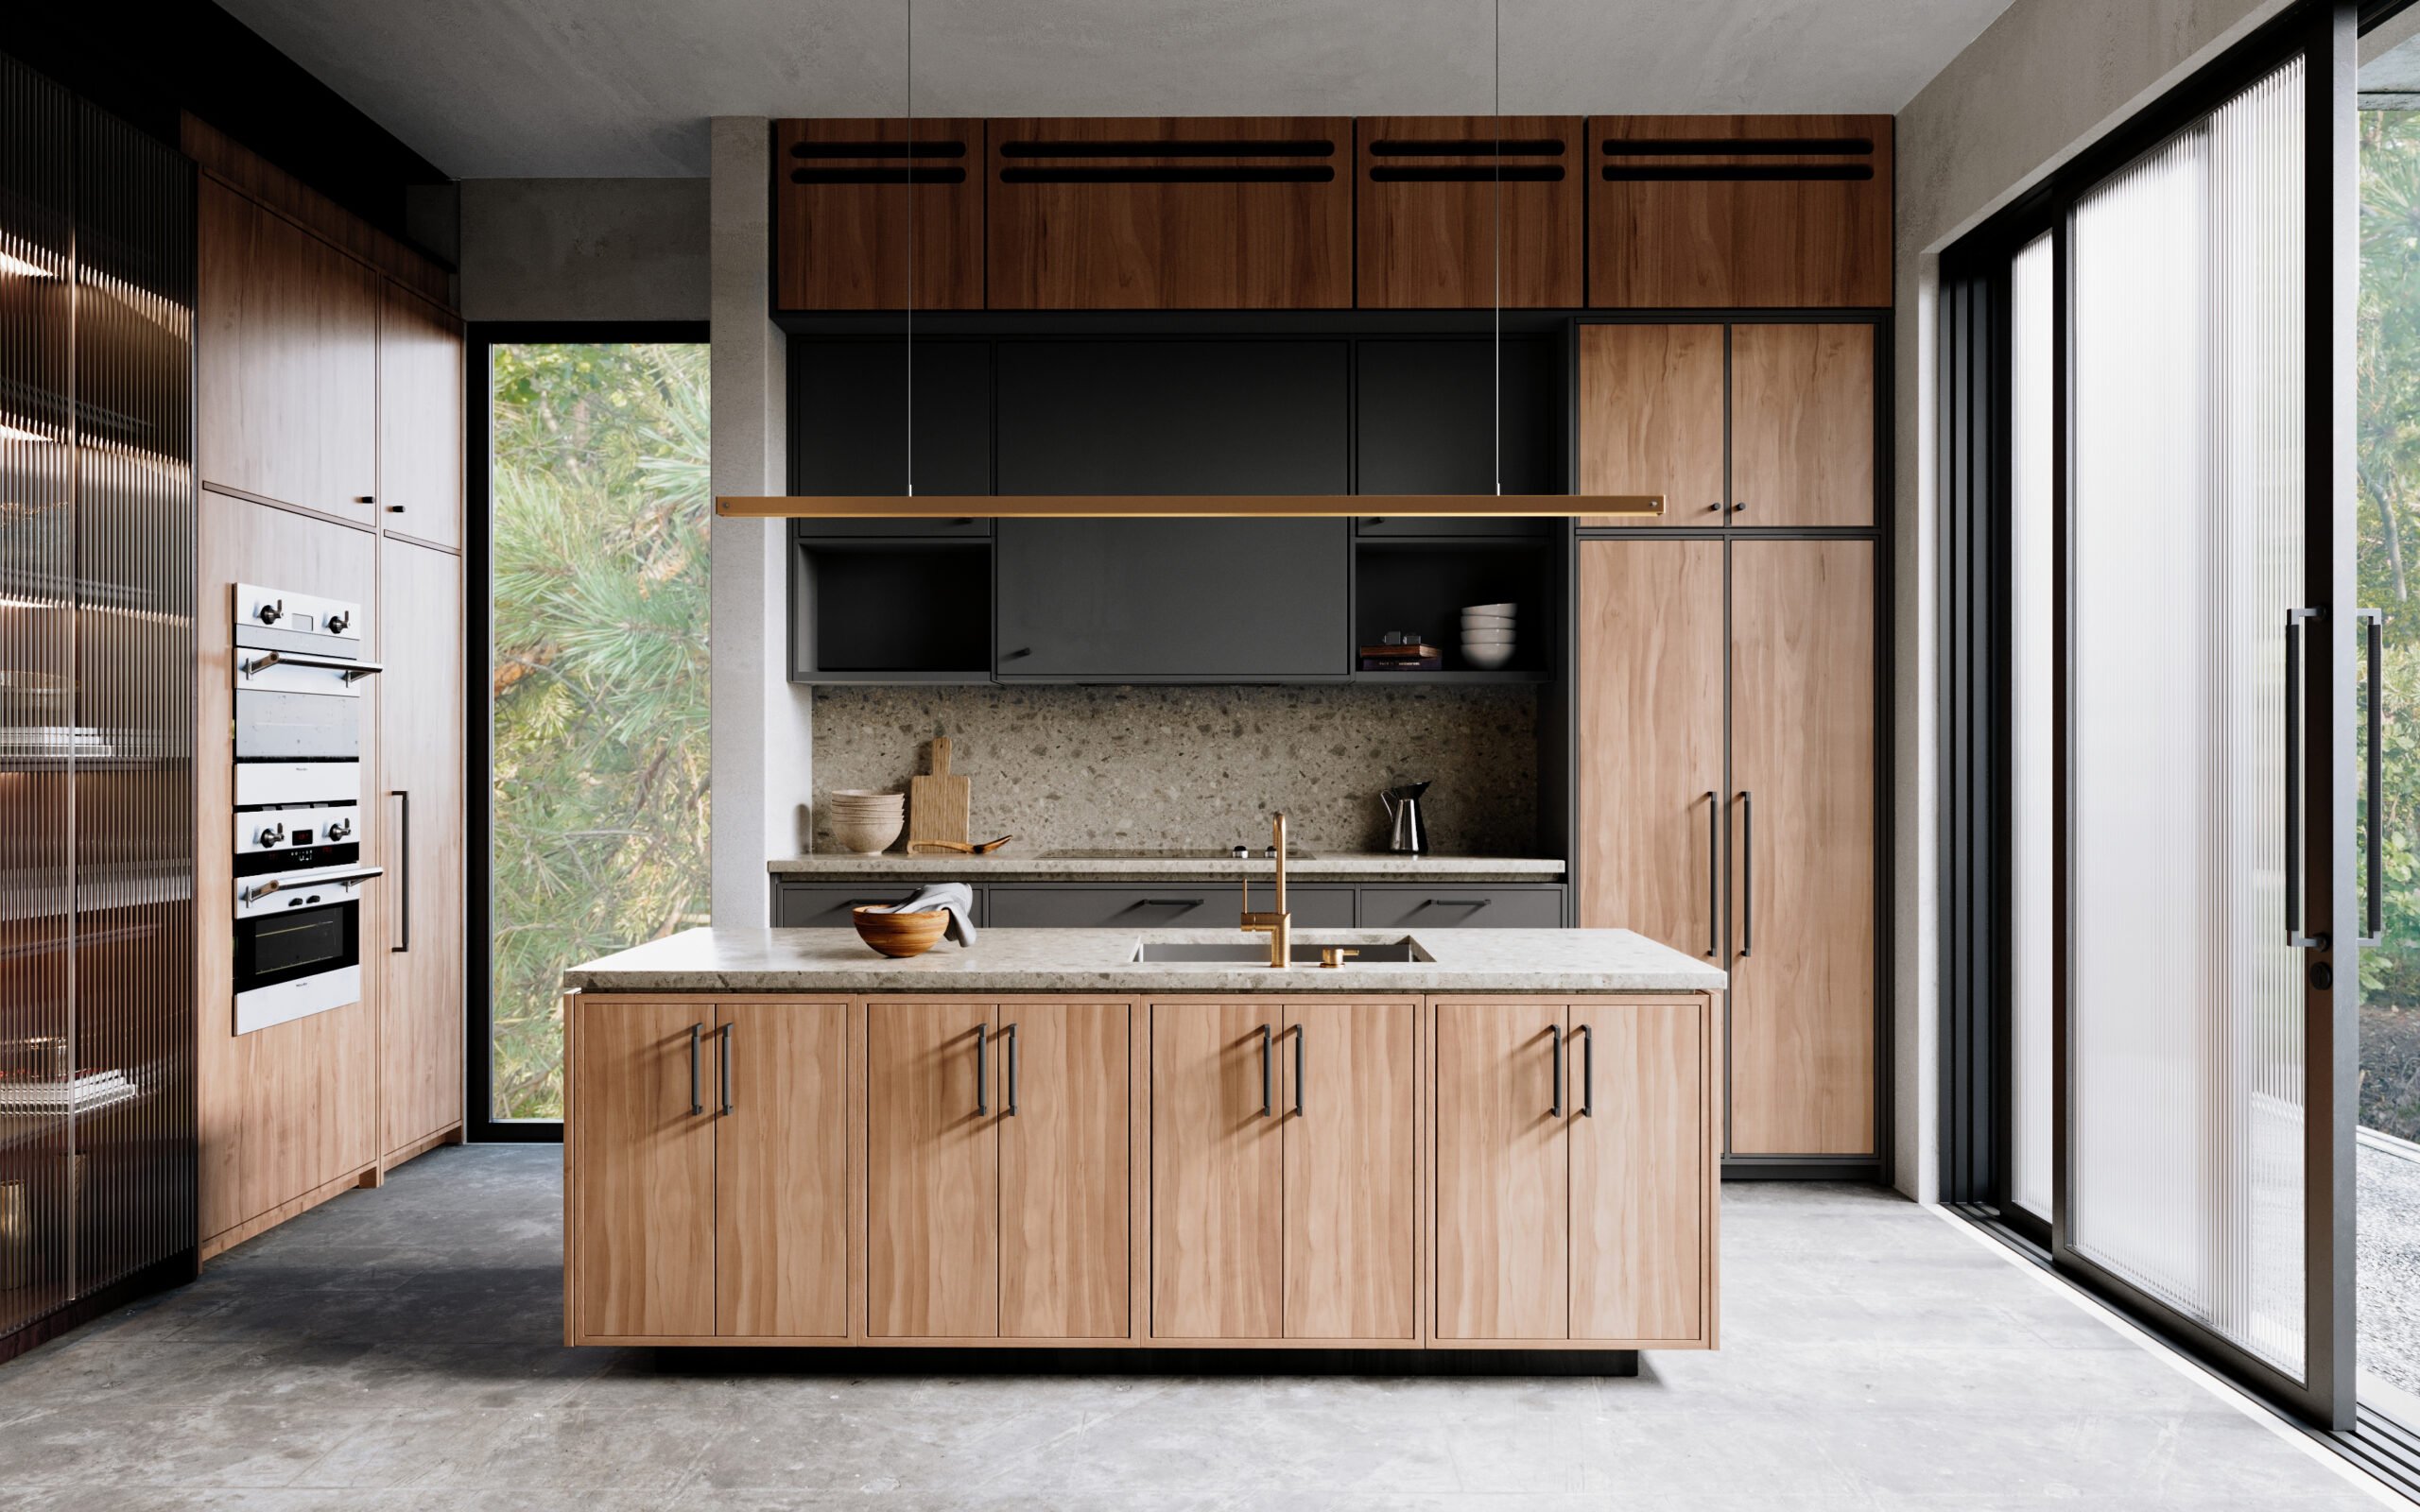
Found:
2069,57 -> 2308,1376
2010,230 -> 2054,1225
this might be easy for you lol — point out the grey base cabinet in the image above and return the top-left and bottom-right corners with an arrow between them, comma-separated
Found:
773,878 -> 1564,930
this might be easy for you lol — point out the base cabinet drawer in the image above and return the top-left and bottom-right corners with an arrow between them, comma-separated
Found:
987,885 -> 1355,931
1357,886 -> 1565,929
773,882 -> 988,930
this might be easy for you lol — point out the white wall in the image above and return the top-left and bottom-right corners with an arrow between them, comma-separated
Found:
1888,0 -> 2293,1200
456,178 -> 708,322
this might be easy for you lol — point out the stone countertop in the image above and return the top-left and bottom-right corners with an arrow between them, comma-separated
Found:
766,852 -> 1565,883
563,926 -> 1723,995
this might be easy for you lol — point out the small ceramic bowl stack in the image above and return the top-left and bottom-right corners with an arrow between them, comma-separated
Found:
1461,602 -> 1517,670
826,789 -> 907,854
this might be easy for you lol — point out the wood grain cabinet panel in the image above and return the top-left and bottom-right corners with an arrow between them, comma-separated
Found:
999,1002 -> 1132,1340
987,117 -> 1352,309
1577,324 -> 1725,526
376,283 -> 463,546
1355,116 -> 1582,308
1433,1002 -> 1567,1341
1730,541 -> 1876,1156
774,118 -> 985,311
1576,540 -> 1725,960
1282,1000 -> 1416,1341
1587,114 -> 1893,308
378,540 -> 463,1159
868,1001 -> 998,1337
197,179 -> 379,524
717,1001 -> 852,1339
1569,999 -> 1712,1343
1729,324 -> 1875,528
570,1000 -> 717,1339
1150,1001 -> 1286,1339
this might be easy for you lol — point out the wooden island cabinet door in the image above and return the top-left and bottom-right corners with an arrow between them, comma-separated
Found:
999,1002 -> 1132,1340
717,1001 -> 852,1339
1577,324 -> 1725,527
1150,1001 -> 1285,1339
1569,999 -> 1715,1345
1729,324 -> 1876,529
570,1000 -> 717,1340
1282,999 -> 1417,1342
868,1001 -> 998,1338
1433,1002 -> 1568,1342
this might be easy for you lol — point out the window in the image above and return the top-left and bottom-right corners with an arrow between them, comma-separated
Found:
473,331 -> 712,1128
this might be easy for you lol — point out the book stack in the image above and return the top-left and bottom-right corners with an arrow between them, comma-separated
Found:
1359,633 -> 1443,672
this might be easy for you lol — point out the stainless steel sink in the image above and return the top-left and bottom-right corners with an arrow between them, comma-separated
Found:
1131,937 -> 1430,964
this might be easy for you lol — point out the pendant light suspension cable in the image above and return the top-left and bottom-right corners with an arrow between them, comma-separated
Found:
905,0 -> 915,497
1492,0 -> 1501,497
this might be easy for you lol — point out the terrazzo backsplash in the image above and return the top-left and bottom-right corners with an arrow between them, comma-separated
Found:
806,684 -> 1541,856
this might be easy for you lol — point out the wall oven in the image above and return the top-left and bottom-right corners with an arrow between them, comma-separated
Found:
231,585 -> 381,1034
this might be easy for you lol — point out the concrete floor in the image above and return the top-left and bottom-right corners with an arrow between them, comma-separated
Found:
0,1144 -> 2394,1510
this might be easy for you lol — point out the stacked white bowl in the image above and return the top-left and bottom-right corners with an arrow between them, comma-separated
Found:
826,789 -> 907,853
1461,602 -> 1517,670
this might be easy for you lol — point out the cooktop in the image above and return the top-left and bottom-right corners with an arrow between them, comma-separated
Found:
1043,847 -> 1322,860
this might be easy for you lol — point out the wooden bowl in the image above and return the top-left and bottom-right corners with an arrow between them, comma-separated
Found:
852,906 -> 949,958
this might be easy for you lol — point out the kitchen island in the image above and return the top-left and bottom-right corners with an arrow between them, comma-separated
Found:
562,926 -> 1724,1360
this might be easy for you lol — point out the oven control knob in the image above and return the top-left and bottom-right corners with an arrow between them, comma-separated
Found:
326,817 -> 352,840
257,599 -> 283,625
325,610 -> 350,634
256,823 -> 286,847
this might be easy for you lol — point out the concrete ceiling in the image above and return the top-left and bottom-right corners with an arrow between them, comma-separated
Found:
215,0 -> 2017,179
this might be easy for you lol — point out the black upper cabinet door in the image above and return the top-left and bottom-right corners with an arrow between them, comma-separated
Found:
788,337 -> 992,536
1355,336 -> 1560,536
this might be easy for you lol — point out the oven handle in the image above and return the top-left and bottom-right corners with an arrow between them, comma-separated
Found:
239,650 -> 383,682
241,866 -> 385,904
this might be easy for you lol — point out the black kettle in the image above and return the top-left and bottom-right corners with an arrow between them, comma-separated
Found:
1382,781 -> 1431,854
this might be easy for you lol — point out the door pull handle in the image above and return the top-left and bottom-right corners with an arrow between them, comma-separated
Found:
1548,1023 -> 1564,1118
1292,1023 -> 1305,1118
718,1022 -> 734,1115
687,1023 -> 703,1116
975,1023 -> 989,1117
1704,789 -> 1719,957
1258,1023 -> 1273,1118
1573,1022 -> 1594,1118
1002,1022 -> 1019,1116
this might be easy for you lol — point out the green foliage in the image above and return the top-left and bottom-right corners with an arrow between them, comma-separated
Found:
489,343 -> 711,1119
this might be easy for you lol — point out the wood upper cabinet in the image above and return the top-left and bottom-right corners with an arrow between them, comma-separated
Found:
1282,1000 -> 1417,1341
1355,116 -> 1582,308
717,1000 -> 854,1339
569,999 -> 717,1339
377,283 -> 464,548
1576,540 -> 1724,961
378,540 -> 463,1159
1578,323 -> 1725,526
774,118 -> 985,311
1588,114 -> 1893,308
198,178 -> 379,524
1731,541 -> 1876,1157
1151,1000 -> 1285,1339
987,117 -> 1352,308
867,1000 -> 998,1337
998,1001 -> 1132,1340
1729,324 -> 1875,528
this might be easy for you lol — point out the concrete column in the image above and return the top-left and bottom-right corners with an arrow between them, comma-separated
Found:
708,116 -> 808,928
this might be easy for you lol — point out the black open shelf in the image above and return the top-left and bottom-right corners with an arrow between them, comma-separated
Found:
1353,537 -> 1555,680
790,540 -> 993,683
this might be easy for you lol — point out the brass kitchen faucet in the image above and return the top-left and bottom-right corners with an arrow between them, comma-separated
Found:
1239,812 -> 1292,968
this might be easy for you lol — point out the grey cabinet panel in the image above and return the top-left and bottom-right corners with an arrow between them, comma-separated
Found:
772,881 -> 990,930
1356,885 -> 1567,929
987,885 -> 1356,931
995,518 -> 1350,679
1355,337 -> 1561,537
789,338 -> 991,535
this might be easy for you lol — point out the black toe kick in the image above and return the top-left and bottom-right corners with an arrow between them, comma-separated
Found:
640,1347 -> 1640,1379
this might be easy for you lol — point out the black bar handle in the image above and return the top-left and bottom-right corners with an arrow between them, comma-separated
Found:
975,1023 -> 989,1117
1704,790 -> 1720,958
1292,1023 -> 1305,1117
1002,1022 -> 1020,1116
2288,610 -> 2327,950
1575,1022 -> 1594,1118
719,1022 -> 734,1115
1737,791 -> 1754,958
1136,899 -> 1203,909
688,1023 -> 703,1116
1426,899 -> 1493,909
2362,608 -> 2385,948
1258,1024 -> 1273,1117
1548,1023 -> 1564,1118
389,790 -> 410,954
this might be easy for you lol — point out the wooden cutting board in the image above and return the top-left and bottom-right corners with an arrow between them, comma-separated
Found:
907,736 -> 971,852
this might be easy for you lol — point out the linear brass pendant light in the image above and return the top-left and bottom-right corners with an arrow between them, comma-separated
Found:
715,0 -> 1663,522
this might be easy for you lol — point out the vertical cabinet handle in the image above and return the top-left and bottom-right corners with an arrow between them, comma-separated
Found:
2361,608 -> 2385,948
1292,1023 -> 1305,1117
718,1022 -> 734,1115
389,790 -> 410,953
1548,1023 -> 1564,1118
1704,789 -> 1719,958
1001,1022 -> 1019,1116
1258,1023 -> 1273,1118
687,1023 -> 703,1116
1737,791 -> 1754,958
1573,1022 -> 1594,1118
975,1023 -> 989,1117
2287,609 -> 2327,950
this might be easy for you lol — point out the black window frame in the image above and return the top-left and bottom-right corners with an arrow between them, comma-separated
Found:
464,318 -> 713,1144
